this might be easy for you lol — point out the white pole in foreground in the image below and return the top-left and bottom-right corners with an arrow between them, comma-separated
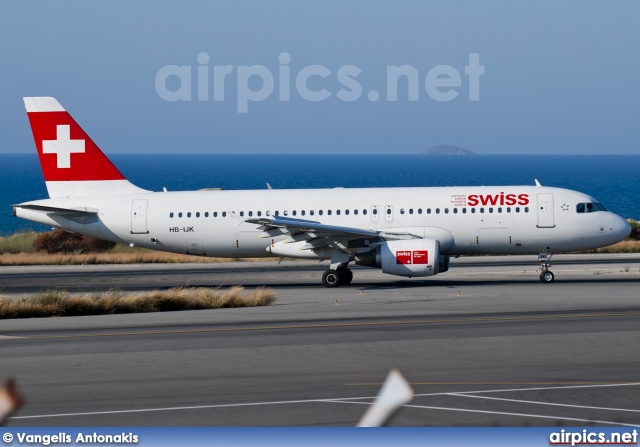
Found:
357,369 -> 414,427
0,378 -> 23,425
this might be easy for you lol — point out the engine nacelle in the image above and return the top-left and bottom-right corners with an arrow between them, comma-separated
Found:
356,238 -> 441,277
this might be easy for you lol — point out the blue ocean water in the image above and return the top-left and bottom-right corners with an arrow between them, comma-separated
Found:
1,154 -> 638,236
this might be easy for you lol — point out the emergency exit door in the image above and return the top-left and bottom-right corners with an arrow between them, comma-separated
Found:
131,199 -> 149,234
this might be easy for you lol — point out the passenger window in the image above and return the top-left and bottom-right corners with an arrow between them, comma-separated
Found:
319,210 -> 323,216
363,209 -> 367,215
497,207 -> 502,213
387,208 -> 391,215
284,210 -> 289,216
480,208 -> 484,214
400,209 -> 405,215
170,212 -> 174,218
257,211 -> 262,217
222,211 -> 227,217
506,207 -> 511,213
328,210 -> 332,216
239,211 -> 244,217
274,211 -> 279,216
427,209 -> 431,214
489,208 -> 493,213
418,208 -> 422,214
471,208 -> 475,214
409,209 -> 414,214
373,208 -> 377,215
354,209 -> 358,215
187,212 -> 191,218
248,211 -> 253,217
213,212 -> 218,217
445,208 -> 449,214
344,210 -> 349,215
515,207 -> 520,213
292,210 -> 297,216
179,212 -> 182,218
453,208 -> 458,214
205,212 -> 209,217
266,211 -> 270,216
310,210 -> 315,216
525,207 -> 529,213
436,208 -> 440,214
301,210 -> 305,216
462,208 -> 467,214
196,212 -> 200,218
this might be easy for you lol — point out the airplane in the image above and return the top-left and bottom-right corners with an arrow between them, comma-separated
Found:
13,97 -> 631,287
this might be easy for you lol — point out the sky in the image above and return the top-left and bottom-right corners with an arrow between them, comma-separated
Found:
1,1 -> 639,155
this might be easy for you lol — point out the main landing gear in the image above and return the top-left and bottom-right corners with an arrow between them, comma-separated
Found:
322,267 -> 353,287
538,253 -> 555,283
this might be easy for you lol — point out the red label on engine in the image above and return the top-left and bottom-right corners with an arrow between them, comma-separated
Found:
396,251 -> 412,264
412,250 -> 428,264
395,250 -> 428,264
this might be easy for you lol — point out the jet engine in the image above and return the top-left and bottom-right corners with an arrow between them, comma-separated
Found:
356,238 -> 449,277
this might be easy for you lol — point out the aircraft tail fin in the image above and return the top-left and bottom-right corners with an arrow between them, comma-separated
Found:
23,97 -> 148,198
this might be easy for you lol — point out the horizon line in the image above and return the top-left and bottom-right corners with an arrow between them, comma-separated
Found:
2,152 -> 640,156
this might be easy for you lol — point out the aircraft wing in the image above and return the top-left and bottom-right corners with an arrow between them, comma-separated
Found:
244,215 -> 416,240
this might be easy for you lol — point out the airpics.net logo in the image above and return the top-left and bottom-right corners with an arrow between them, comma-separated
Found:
155,52 -> 484,113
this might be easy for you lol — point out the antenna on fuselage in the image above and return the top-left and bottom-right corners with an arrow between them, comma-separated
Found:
266,183 -> 273,190
535,179 -> 542,187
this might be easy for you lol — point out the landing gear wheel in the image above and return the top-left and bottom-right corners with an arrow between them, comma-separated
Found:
337,267 -> 353,285
322,269 -> 341,288
539,271 -> 555,283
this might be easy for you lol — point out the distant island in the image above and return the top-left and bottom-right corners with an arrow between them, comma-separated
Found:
421,145 -> 476,156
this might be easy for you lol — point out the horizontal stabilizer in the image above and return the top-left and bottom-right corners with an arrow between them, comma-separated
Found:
13,204 -> 98,217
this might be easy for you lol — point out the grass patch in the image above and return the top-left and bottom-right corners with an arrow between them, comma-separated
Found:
0,286 -> 276,319
0,252 -> 269,266
0,232 -> 38,254
578,240 -> 640,254
0,231 -> 275,265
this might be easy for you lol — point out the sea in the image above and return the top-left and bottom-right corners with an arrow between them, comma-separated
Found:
1,154 -> 639,236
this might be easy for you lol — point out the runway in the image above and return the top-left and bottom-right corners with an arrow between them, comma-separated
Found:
1,254 -> 640,427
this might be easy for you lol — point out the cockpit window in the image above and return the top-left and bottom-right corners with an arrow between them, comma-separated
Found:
594,202 -> 607,211
576,202 -> 607,213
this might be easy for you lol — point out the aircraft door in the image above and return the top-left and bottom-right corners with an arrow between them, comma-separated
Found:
385,205 -> 394,222
131,199 -> 149,234
371,205 -> 379,222
537,193 -> 555,228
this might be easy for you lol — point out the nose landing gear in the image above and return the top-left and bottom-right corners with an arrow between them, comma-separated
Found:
538,253 -> 555,283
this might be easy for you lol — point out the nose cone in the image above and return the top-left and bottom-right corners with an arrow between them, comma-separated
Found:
615,216 -> 632,241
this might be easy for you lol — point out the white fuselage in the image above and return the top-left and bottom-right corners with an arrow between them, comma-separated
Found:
15,185 -> 630,258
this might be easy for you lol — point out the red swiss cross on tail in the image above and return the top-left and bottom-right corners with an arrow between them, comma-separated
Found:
24,97 -> 147,198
